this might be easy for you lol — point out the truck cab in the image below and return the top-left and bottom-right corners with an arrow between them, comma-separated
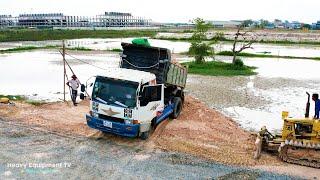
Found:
86,68 -> 167,139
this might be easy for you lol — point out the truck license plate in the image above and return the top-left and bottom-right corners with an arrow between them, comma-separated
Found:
103,121 -> 112,128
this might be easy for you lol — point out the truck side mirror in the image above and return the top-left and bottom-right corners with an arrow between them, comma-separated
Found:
80,93 -> 85,100
81,84 -> 86,92
139,85 -> 162,106
138,95 -> 144,102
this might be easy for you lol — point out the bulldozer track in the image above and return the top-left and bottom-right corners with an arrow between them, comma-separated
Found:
279,144 -> 320,169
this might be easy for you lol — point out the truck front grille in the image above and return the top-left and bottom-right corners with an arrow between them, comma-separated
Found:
98,114 -> 124,123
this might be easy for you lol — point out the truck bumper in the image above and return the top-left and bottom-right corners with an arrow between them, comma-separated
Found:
86,115 -> 140,138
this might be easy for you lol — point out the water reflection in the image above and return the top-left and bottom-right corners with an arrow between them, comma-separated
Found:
0,50 -> 119,101
2,38 -> 320,58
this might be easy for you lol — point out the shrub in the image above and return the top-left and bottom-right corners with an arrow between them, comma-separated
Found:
234,58 -> 244,67
188,42 -> 212,64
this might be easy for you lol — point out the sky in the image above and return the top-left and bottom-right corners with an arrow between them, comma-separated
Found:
0,0 -> 319,23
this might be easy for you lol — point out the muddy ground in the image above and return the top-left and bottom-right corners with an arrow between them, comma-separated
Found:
186,73 -> 320,132
0,119 -> 294,179
0,96 -> 319,179
157,29 -> 320,43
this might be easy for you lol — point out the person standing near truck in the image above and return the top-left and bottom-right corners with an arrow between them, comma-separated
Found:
312,93 -> 320,119
66,75 -> 81,106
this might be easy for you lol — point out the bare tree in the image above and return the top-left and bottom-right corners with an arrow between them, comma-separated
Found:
232,25 -> 257,64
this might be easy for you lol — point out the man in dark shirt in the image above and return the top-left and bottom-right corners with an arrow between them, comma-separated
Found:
312,93 -> 320,119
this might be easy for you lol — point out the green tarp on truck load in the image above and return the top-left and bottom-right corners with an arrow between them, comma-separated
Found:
131,38 -> 151,47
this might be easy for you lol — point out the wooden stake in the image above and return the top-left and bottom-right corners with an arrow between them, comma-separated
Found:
63,40 -> 66,102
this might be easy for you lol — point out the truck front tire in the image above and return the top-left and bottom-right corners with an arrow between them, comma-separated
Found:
140,131 -> 150,140
170,97 -> 182,119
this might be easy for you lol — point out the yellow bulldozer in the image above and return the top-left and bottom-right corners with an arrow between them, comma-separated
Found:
255,92 -> 320,168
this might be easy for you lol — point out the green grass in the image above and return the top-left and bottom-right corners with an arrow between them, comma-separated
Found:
209,39 -> 320,46
216,51 -> 320,61
0,45 -> 125,54
25,100 -> 47,106
156,36 -> 320,46
0,45 -> 99,54
0,29 -> 157,42
66,47 -> 92,51
0,46 -> 39,53
0,45 -> 60,53
183,61 -> 256,76
0,94 -> 26,101
0,94 -> 46,106
256,39 -> 320,46
109,48 -> 123,52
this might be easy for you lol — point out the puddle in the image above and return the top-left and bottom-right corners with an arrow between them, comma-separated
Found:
0,38 -> 191,53
3,38 -> 320,58
243,57 -> 320,80
0,50 -> 119,101
187,57 -> 320,131
214,42 -> 320,58
222,74 -> 320,131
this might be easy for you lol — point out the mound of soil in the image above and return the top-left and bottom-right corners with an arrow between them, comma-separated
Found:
152,96 -> 280,166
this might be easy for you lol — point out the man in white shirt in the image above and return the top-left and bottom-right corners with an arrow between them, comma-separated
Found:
66,75 -> 81,106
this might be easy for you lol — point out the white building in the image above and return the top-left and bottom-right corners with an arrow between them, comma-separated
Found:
0,12 -> 151,28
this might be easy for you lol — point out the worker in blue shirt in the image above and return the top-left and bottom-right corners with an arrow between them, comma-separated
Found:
312,93 -> 320,119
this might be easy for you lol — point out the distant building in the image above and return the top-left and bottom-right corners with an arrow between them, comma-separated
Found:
291,21 -> 302,29
265,23 -> 275,29
311,21 -> 320,30
273,19 -> 284,28
284,21 -> 302,29
96,12 -> 150,27
0,12 -> 152,28
18,13 -> 66,27
209,20 -> 242,28
0,15 -> 14,27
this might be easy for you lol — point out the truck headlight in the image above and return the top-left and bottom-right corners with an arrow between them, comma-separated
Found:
93,112 -> 99,118
124,119 -> 132,124
89,111 -> 99,118
92,101 -> 99,112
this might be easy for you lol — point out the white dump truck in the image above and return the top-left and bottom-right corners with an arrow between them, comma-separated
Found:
84,42 -> 187,139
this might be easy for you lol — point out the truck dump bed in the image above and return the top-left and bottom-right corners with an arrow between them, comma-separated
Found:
120,43 -> 187,88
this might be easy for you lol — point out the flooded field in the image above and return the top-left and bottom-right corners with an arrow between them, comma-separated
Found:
0,50 -> 118,101
2,38 -> 320,58
0,38 -> 319,131
0,38 -> 190,53
215,42 -> 320,58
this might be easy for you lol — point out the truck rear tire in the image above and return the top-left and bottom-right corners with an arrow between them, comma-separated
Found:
170,97 -> 182,119
140,131 -> 150,140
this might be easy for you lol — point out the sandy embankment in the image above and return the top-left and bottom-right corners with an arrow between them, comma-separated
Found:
0,96 -> 279,167
2,96 -> 320,178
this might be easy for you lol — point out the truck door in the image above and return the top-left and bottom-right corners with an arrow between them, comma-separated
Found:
138,84 -> 164,124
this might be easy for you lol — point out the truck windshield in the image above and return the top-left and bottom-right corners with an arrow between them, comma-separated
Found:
92,77 -> 138,108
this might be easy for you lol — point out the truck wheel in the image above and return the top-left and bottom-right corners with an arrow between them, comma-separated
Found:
170,97 -> 182,119
140,131 -> 150,140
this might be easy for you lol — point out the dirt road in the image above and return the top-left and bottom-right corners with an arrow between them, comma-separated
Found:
0,96 -> 318,179
0,120 -> 294,179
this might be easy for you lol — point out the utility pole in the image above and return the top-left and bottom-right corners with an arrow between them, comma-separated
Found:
62,40 -> 66,102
